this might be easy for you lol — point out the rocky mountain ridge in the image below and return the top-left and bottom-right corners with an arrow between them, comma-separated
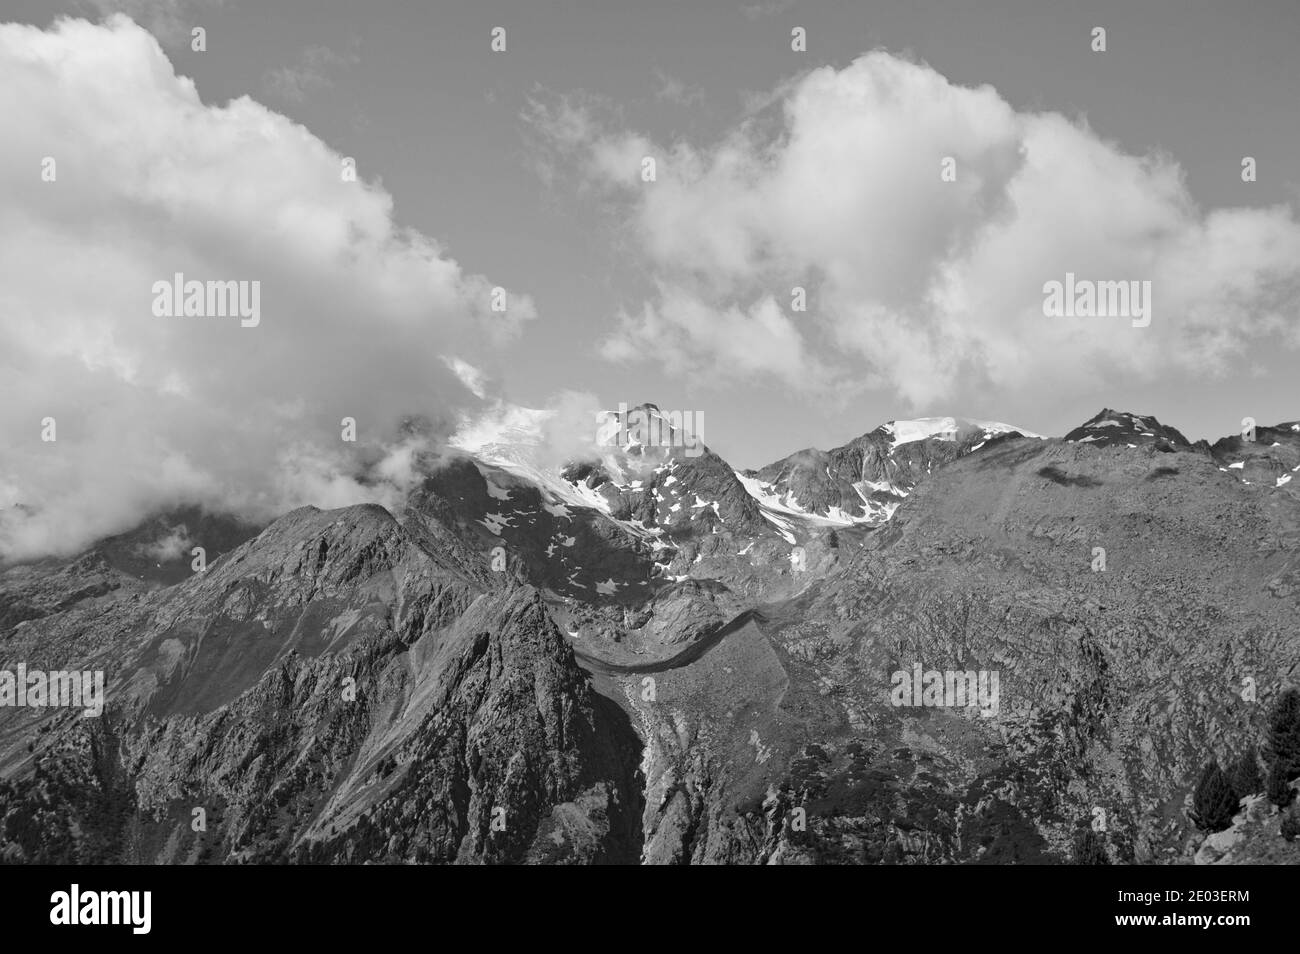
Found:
2,407 -> 1298,864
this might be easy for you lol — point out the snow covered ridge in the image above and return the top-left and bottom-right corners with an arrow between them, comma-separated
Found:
881,417 -> 1041,448
450,401 -> 705,464
737,416 -> 1040,529
448,404 -> 1042,536
446,402 -> 739,571
449,402 -> 710,513
447,403 -> 616,513
451,402 -> 1300,544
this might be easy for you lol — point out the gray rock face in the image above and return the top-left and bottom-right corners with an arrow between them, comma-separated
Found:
0,504 -> 642,863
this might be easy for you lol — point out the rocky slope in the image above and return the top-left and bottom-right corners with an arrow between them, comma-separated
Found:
0,503 -> 642,863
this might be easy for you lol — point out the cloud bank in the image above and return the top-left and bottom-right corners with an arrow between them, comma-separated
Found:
0,16 -> 534,560
529,51 -> 1300,406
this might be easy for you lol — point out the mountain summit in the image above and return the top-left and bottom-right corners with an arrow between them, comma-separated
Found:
1063,408 -> 1191,450
739,416 -> 1038,527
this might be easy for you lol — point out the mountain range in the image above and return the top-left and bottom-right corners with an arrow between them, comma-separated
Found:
2,406 -> 1299,864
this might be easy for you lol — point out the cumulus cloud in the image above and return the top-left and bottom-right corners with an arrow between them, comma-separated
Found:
0,16 -> 535,560
600,285 -> 830,389
448,389 -> 606,473
536,390 -> 607,469
529,50 -> 1300,407
446,389 -> 698,487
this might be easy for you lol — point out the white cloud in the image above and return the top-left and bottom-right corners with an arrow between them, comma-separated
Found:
0,16 -> 535,560
532,51 -> 1300,408
601,285 -> 830,389
441,356 -> 491,400
523,93 -> 656,193
134,524 -> 193,561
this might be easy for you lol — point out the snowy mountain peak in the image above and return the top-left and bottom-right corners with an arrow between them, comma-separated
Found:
880,416 -> 1040,448
743,415 -> 1039,528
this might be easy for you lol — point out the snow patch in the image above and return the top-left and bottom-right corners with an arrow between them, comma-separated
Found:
478,513 -> 512,535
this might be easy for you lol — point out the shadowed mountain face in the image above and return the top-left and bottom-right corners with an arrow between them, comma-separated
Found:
0,504 -> 642,863
0,507 -> 264,633
2,409 -> 1299,864
88,507 -> 266,586
1064,408 -> 1194,451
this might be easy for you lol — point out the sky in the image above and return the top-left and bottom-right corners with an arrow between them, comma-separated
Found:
2,0 -> 1299,557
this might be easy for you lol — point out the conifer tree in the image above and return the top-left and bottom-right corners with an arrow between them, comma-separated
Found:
1191,761 -> 1238,832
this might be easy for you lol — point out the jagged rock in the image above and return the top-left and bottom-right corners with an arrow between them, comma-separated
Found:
0,504 -> 642,863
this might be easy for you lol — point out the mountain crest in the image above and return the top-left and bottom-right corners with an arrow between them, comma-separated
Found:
1064,409 -> 1191,449
741,415 -> 1037,526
